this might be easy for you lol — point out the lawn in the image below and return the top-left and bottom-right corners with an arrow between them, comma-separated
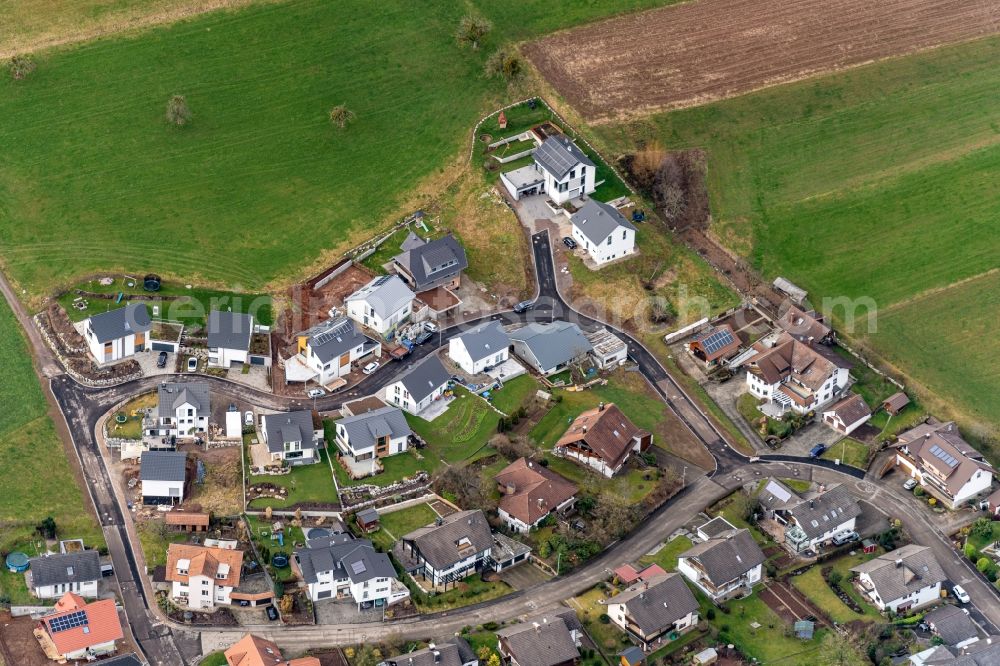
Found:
243,513 -> 305,583
598,35 -> 1000,440
0,294 -> 104,593
790,550 -> 883,624
640,534 -> 693,571
417,577 -> 512,612
109,392 -> 157,440
821,438 -> 871,470
570,586 -> 632,653
966,521 -> 1000,552
136,521 -> 190,570
371,503 -> 439,551
199,652 -> 228,666
246,448 -> 339,510
542,453 -> 658,504
407,388 -> 501,468
489,375 -> 540,415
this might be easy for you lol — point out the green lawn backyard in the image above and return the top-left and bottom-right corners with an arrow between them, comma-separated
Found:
820,438 -> 871,470
370,503 -> 440,551
243,514 -> 305,584
137,521 -> 190,570
246,448 -> 339,510
407,388 -> 503,468
640,535 -> 693,571
791,550 -> 884,624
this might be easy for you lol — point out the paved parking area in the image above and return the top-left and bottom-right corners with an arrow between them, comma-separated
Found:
314,598 -> 383,625
225,363 -> 271,391
133,348 -> 178,377
499,562 -> 552,591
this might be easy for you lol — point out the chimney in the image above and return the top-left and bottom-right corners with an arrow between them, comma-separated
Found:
505,483 -> 517,496
809,499 -> 814,509
537,498 -> 545,508
533,622 -> 541,633
527,461 -> 533,469
582,425 -> 587,433
818,484 -> 825,492
599,402 -> 605,411
643,581 -> 649,591
895,559 -> 903,567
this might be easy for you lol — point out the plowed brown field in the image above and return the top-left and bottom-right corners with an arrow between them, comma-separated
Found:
525,0 -> 1000,121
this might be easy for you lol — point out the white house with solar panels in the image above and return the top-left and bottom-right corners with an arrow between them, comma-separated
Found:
287,317 -> 381,386
500,134 -> 596,204
892,420 -> 993,509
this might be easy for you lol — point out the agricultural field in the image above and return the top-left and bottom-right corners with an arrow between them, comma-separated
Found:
0,296 -> 104,604
527,0 -> 1000,121
597,36 -> 1000,440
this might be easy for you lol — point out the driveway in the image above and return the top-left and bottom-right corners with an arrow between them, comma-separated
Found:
499,562 -> 552,591
314,599 -> 384,626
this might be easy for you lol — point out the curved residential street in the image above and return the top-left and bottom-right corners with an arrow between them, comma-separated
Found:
4,229 -> 999,663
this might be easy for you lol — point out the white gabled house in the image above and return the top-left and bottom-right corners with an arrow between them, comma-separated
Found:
851,545 -> 946,613
386,354 -> 451,415
28,551 -> 101,600
746,333 -> 850,415
260,410 -> 321,465
207,310 -> 254,368
607,573 -> 700,651
345,274 -> 415,337
822,393 -> 872,436
84,303 -> 152,363
771,483 -> 861,552
500,135 -> 596,204
892,420 -> 993,509
288,317 -> 381,387
508,321 -> 593,377
448,321 -> 510,375
294,535 -> 409,608
398,510 -> 494,587
677,528 -> 766,603
140,450 -> 187,505
570,199 -> 636,265
335,406 -> 411,462
145,382 -> 211,439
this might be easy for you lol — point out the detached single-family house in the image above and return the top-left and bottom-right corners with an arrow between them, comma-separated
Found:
140,450 -> 187,505
584,328 -> 628,369
688,324 -> 741,368
677,529 -> 766,603
745,332 -> 850,415
146,381 -> 211,439
386,354 -> 451,415
893,420 -> 993,509
497,610 -> 583,666
607,573 -> 700,651
383,638 -> 478,666
398,510 -> 494,587
84,303 -> 151,363
28,551 -> 101,599
778,484 -> 862,552
289,317 -> 381,386
335,406 -> 411,463
207,310 -> 254,368
851,544 -> 946,613
509,322 -> 593,377
166,543 -> 244,610
448,321 -> 510,375
345,274 -> 415,337
392,233 -> 468,292
776,305 -> 834,345
224,634 -> 321,666
294,536 -> 409,608
554,402 -> 651,478
924,605 -> 979,647
261,410 -> 321,465
823,393 -> 872,436
35,592 -> 123,662
907,639 -> 1000,665
495,457 -> 577,533
500,133 -> 596,205
569,199 -> 636,266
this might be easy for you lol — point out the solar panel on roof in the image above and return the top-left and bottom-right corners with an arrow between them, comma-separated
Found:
701,328 -> 735,355
372,275 -> 393,287
350,560 -> 367,575
929,444 -> 958,468
49,610 -> 88,633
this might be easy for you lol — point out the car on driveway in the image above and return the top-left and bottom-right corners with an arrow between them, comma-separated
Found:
809,443 -> 827,458
953,585 -> 970,604
265,605 -> 279,621
363,361 -> 380,375
903,478 -> 918,490
423,321 -> 438,333
832,530 -> 859,546
513,300 -> 534,314
156,351 -> 168,368
307,388 -> 325,399
244,411 -> 254,426
187,356 -> 198,372
562,236 -> 577,249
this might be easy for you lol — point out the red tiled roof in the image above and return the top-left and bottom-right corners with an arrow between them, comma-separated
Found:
496,458 -> 577,526
41,593 -> 123,656
225,633 -> 322,666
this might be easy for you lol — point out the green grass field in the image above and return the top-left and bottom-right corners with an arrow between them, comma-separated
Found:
371,503 -> 439,551
790,549 -> 883,624
0,297 -> 104,580
598,35 -> 1000,439
246,448 -> 339,510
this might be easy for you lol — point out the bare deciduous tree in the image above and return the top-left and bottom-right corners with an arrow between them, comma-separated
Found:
328,104 -> 356,128
9,54 -> 36,81
165,95 -> 192,126
456,14 -> 492,50
484,49 -> 523,82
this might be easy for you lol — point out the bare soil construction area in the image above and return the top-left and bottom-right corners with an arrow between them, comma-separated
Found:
525,0 -> 1000,121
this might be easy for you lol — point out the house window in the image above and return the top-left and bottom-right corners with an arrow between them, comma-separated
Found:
622,230 -> 627,240
569,169 -> 575,179
187,408 -> 194,416
202,590 -> 209,597
606,236 -> 612,246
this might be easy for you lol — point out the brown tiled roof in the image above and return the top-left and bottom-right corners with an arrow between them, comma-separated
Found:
894,422 -> 990,498
496,458 -> 577,526
749,333 -> 837,391
882,392 -> 910,413
825,393 -> 871,426
777,305 -> 831,342
165,512 -> 210,527
556,403 -> 649,471
225,633 -> 321,666
41,593 -> 123,656
166,543 -> 243,588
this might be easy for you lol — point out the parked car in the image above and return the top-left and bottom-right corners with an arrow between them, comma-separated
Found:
513,300 -> 534,314
903,478 -> 918,490
423,321 -> 438,333
156,351 -> 168,368
562,236 -> 577,249
413,330 -> 433,345
265,605 -> 279,621
307,388 -> 325,398
808,443 -> 827,458
244,411 -> 254,426
187,356 -> 198,372
953,585 -> 970,604
100,564 -> 114,577
832,530 -> 859,546
363,361 -> 380,375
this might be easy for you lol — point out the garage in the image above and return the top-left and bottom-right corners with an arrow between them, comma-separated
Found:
151,340 -> 178,353
249,354 -> 267,366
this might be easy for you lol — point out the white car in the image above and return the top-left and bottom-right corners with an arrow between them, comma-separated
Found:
363,361 -> 380,375
953,585 -> 970,604
423,321 -> 438,333
187,357 -> 198,372
244,411 -> 254,426
307,388 -> 325,398
903,478 -> 918,491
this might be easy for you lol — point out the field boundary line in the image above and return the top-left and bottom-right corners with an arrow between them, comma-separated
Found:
875,267 -> 999,319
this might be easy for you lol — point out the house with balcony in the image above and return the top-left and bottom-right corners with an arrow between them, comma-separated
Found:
334,406 -> 411,468
892,420 -> 993,509
260,410 -> 321,465
397,510 -> 494,588
293,535 -> 409,609
448,321 -> 510,375
165,543 -> 244,610
145,381 -> 211,439
554,403 -> 651,478
287,317 -> 381,387
83,303 -> 151,364
607,573 -> 699,651
495,458 -> 577,533
500,134 -> 596,205
769,483 -> 861,552
35,592 -> 123,662
745,332 -> 849,415
392,234 -> 468,292
850,545 -> 946,613
345,274 -> 415,337
497,610 -> 583,666
677,528 -> 766,603
385,354 -> 450,415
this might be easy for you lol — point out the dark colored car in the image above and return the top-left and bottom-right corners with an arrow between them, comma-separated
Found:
809,443 -> 827,458
562,236 -> 577,249
265,605 -> 279,621
156,351 -> 168,368
513,300 -> 534,314
413,330 -> 433,345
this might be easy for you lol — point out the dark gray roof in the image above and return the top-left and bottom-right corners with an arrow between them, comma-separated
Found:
337,406 -> 411,452
926,605 -> 979,646
758,478 -> 800,511
140,450 -> 187,482
96,656 -> 144,666
454,321 -> 510,363
698,516 -> 737,539
679,528 -> 766,587
262,411 -> 317,454
305,532 -> 355,550
570,199 -> 635,245
346,274 -> 415,319
156,382 -> 210,417
533,135 -> 594,181
786,484 -> 861,539
386,638 -> 475,666
206,310 -> 253,351
509,322 -> 593,372
614,573 -> 699,635
87,302 -> 151,343
356,508 -> 380,524
302,317 -> 372,364
294,539 -> 396,585
29,550 -> 101,587
393,234 -> 468,290
919,637 -> 1000,665
402,510 -> 493,571
398,355 -> 450,404
497,609 -> 581,666
851,545 -> 947,604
